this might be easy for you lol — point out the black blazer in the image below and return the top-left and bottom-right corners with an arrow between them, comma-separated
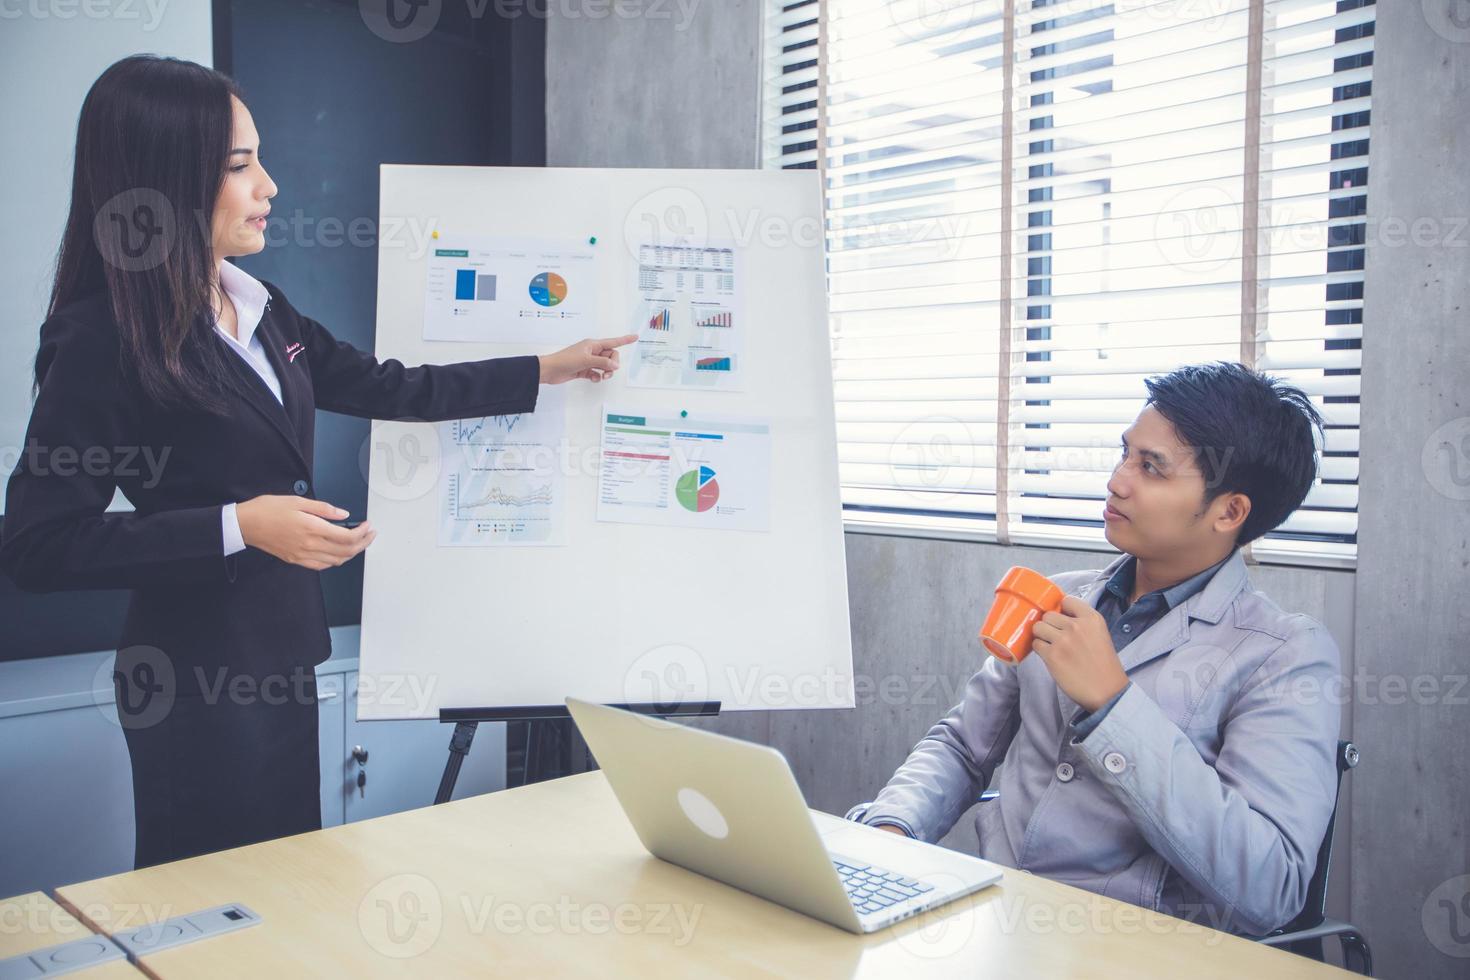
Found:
0,278 -> 539,693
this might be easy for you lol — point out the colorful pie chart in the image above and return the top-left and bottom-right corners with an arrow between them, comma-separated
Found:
528,271 -> 568,307
676,465 -> 720,513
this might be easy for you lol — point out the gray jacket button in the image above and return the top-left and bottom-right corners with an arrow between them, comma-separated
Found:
1056,762 -> 1074,782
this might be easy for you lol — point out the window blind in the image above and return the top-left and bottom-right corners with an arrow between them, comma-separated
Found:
761,0 -> 1372,565
762,0 -> 822,170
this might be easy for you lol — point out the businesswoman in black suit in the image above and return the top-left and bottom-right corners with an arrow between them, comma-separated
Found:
0,55 -> 634,868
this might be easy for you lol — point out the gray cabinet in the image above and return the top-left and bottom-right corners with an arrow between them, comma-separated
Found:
0,627 -> 505,897
340,672 -> 506,823
316,670 -> 346,828
0,651 -> 136,900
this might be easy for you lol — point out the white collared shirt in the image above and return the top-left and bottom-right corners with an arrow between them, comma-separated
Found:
215,260 -> 280,401
214,262 -> 280,556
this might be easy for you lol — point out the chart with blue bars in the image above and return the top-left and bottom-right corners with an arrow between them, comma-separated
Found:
455,269 -> 496,301
423,235 -> 595,344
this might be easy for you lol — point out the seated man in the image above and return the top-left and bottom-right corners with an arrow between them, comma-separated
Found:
846,362 -> 1341,937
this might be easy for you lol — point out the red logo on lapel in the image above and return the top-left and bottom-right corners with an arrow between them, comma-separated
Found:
285,341 -> 305,363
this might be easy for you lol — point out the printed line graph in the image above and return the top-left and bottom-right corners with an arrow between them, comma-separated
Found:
453,414 -> 525,443
457,482 -> 554,511
438,389 -> 565,546
639,349 -> 683,367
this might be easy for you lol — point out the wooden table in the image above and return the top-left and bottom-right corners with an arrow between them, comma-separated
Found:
54,772 -> 1351,978
0,892 -> 142,977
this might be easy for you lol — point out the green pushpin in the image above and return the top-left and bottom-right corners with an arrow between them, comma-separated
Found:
588,235 -> 597,245
680,410 -> 688,418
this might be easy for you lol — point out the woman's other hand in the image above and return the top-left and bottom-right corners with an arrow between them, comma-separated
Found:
236,495 -> 375,571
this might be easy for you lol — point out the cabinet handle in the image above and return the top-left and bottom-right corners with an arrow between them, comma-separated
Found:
317,691 -> 338,702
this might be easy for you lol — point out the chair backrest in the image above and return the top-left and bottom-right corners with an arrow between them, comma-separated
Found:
1274,739 -> 1358,935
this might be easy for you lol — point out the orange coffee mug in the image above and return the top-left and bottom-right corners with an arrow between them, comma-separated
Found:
979,566 -> 1064,664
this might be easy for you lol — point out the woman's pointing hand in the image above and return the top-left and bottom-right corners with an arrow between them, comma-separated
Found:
538,334 -> 638,385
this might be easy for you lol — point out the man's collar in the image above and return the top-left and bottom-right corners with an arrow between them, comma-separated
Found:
1102,550 -> 1237,613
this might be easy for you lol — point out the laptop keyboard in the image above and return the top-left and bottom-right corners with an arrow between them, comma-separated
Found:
830,854 -> 935,917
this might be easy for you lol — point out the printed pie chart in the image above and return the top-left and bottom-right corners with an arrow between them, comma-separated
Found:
528,271 -> 568,307
676,465 -> 720,513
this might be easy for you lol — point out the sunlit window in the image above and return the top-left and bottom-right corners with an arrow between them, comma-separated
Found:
763,0 -> 1372,565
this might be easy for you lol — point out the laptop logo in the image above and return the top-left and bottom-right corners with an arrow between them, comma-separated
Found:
677,788 -> 729,839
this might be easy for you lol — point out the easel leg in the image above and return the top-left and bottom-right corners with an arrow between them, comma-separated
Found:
433,720 -> 479,805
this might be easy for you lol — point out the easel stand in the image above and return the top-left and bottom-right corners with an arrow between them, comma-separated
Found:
434,701 -> 723,804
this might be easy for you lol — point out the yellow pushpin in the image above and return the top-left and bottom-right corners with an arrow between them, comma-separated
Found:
431,230 -> 439,239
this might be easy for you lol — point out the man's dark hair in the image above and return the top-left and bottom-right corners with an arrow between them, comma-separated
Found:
1143,361 -> 1325,546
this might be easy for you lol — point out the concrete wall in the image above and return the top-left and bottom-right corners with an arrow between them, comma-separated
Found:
1351,4 -> 1470,978
545,0 -> 760,169
545,1 -> 1468,973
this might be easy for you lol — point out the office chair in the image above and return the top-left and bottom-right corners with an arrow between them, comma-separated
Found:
1257,740 -> 1371,974
976,739 -> 1371,974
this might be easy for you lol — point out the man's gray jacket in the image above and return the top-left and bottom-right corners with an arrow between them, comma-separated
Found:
846,550 -> 1341,936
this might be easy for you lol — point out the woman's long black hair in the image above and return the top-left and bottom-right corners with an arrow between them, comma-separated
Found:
47,54 -> 245,414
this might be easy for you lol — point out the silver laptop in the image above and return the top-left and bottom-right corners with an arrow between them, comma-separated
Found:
565,697 -> 1003,934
